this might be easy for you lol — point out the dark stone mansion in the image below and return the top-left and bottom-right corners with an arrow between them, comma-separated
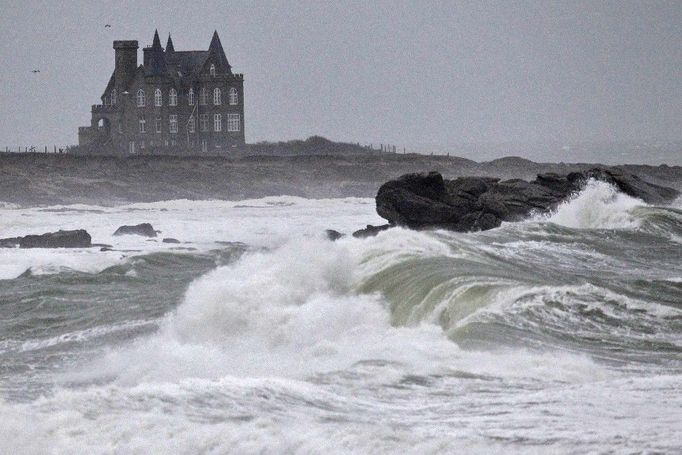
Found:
78,30 -> 245,155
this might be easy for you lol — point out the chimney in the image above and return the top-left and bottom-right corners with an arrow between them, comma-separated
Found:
113,40 -> 138,90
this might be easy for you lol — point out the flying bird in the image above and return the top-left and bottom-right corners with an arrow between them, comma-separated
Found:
105,24 -> 111,28
31,70 -> 40,73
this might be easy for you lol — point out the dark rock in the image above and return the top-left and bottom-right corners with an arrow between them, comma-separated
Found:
0,237 -> 22,248
113,223 -> 157,237
18,229 -> 92,248
162,238 -> 181,244
325,230 -> 345,241
374,168 -> 680,232
352,224 -> 392,238
569,168 -> 680,205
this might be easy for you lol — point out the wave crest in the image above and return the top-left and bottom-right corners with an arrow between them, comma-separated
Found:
542,179 -> 644,229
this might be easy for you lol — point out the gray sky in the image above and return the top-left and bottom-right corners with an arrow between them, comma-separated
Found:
1,0 -> 681,155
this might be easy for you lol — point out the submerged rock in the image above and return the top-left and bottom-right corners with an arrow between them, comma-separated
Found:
325,229 -> 345,241
18,229 -> 92,248
162,237 -> 181,244
374,168 -> 679,232
113,223 -> 157,237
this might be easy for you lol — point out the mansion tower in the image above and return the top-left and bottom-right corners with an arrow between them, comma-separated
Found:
78,30 -> 245,154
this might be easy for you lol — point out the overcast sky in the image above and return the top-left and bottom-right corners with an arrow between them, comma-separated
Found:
1,0 -> 681,153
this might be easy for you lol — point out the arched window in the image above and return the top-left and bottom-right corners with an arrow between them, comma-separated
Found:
228,87 -> 238,105
155,88 -> 162,107
136,89 -> 145,107
199,87 -> 207,105
210,64 -> 216,76
188,115 -> 195,133
188,88 -> 194,106
213,88 -> 221,105
169,115 -> 178,133
214,113 -> 222,132
169,89 -> 177,106
227,113 -> 240,132
111,89 -> 117,105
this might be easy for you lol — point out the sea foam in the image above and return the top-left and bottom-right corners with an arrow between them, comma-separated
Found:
543,179 -> 645,229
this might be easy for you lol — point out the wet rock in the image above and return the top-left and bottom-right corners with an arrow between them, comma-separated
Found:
0,237 -> 22,248
162,238 -> 181,244
325,230 -> 344,241
113,223 -> 157,237
18,229 -> 92,248
352,224 -> 392,238
374,168 -> 679,232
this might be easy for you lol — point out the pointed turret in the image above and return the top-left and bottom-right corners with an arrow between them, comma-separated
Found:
166,34 -> 175,53
207,30 -> 231,74
152,29 -> 162,49
144,29 -> 167,75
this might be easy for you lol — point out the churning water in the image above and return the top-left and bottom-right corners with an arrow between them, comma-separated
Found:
1,182 -> 681,454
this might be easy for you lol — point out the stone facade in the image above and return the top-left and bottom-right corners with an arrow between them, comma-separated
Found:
78,30 -> 245,155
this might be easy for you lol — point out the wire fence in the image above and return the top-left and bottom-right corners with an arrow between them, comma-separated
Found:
1,145 -> 73,154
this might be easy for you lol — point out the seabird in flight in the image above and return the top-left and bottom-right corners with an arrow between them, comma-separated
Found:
31,70 -> 40,73
105,24 -> 111,28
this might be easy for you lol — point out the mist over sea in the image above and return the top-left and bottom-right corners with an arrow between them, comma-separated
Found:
1,182 -> 682,454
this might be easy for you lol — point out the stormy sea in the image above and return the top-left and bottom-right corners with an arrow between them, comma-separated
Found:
1,180 -> 681,454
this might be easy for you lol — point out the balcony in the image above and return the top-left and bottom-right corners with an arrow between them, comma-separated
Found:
91,104 -> 118,114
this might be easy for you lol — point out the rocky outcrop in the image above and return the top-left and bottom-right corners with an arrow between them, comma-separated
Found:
113,223 -> 157,237
0,229 -> 92,248
374,168 -> 680,233
352,224 -> 392,238
162,238 -> 181,244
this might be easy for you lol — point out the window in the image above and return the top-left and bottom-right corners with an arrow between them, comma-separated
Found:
155,118 -> 162,133
169,89 -> 177,106
213,88 -> 221,105
188,88 -> 194,106
140,140 -> 145,149
136,89 -> 145,107
214,113 -> 222,132
227,113 -> 240,132
111,89 -> 117,105
210,64 -> 216,76
228,87 -> 238,105
199,114 -> 208,132
169,115 -> 178,134
139,117 -> 146,133
188,115 -> 195,133
155,88 -> 162,107
199,88 -> 207,105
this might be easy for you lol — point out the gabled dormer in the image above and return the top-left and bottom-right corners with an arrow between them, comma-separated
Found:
201,30 -> 232,76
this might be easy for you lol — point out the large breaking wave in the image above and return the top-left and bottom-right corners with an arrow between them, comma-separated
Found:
1,182 -> 682,453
